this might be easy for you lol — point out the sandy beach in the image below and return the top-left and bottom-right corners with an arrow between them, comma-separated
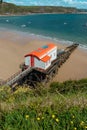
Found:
0,29 -> 87,82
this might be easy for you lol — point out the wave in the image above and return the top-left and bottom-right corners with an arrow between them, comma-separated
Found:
28,32 -> 82,45
27,32 -> 87,50
21,24 -> 26,28
6,19 -> 9,22
79,44 -> 87,50
0,26 -> 87,51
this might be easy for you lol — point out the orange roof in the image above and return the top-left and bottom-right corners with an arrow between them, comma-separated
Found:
25,43 -> 57,59
41,55 -> 50,62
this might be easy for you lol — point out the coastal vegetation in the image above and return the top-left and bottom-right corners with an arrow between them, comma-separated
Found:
0,2 -> 87,15
0,79 -> 87,130
0,0 -> 3,4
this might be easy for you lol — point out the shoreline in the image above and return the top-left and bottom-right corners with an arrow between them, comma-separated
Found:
0,29 -> 87,81
0,12 -> 87,17
0,27 -> 87,51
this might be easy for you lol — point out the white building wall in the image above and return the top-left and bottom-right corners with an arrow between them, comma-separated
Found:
47,47 -> 57,62
34,57 -> 51,70
45,60 -> 51,69
34,57 -> 45,69
25,56 -> 30,66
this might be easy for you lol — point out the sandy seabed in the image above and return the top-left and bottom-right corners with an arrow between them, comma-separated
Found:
0,29 -> 87,82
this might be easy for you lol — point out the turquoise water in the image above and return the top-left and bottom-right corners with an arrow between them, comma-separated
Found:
0,14 -> 87,48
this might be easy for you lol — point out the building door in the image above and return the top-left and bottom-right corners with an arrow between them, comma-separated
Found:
31,56 -> 34,67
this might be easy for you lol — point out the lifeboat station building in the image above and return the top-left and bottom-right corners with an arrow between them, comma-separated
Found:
24,43 -> 57,70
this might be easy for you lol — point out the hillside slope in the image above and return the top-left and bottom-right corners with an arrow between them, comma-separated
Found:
0,2 -> 84,15
0,79 -> 87,129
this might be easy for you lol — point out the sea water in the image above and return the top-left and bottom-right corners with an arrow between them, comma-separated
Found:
0,14 -> 87,49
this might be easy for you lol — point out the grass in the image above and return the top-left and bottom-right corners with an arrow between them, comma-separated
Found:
1,107 -> 87,130
0,79 -> 87,130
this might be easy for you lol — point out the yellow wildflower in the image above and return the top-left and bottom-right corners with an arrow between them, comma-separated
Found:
71,121 -> 73,124
74,127 -> 77,130
80,121 -> 84,126
72,115 -> 75,119
85,126 -> 87,129
42,117 -> 44,119
37,117 -> 40,121
25,115 -> 29,119
55,118 -> 59,122
52,114 -> 55,118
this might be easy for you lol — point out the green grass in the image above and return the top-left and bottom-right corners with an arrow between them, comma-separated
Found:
1,107 -> 87,130
0,79 -> 87,130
